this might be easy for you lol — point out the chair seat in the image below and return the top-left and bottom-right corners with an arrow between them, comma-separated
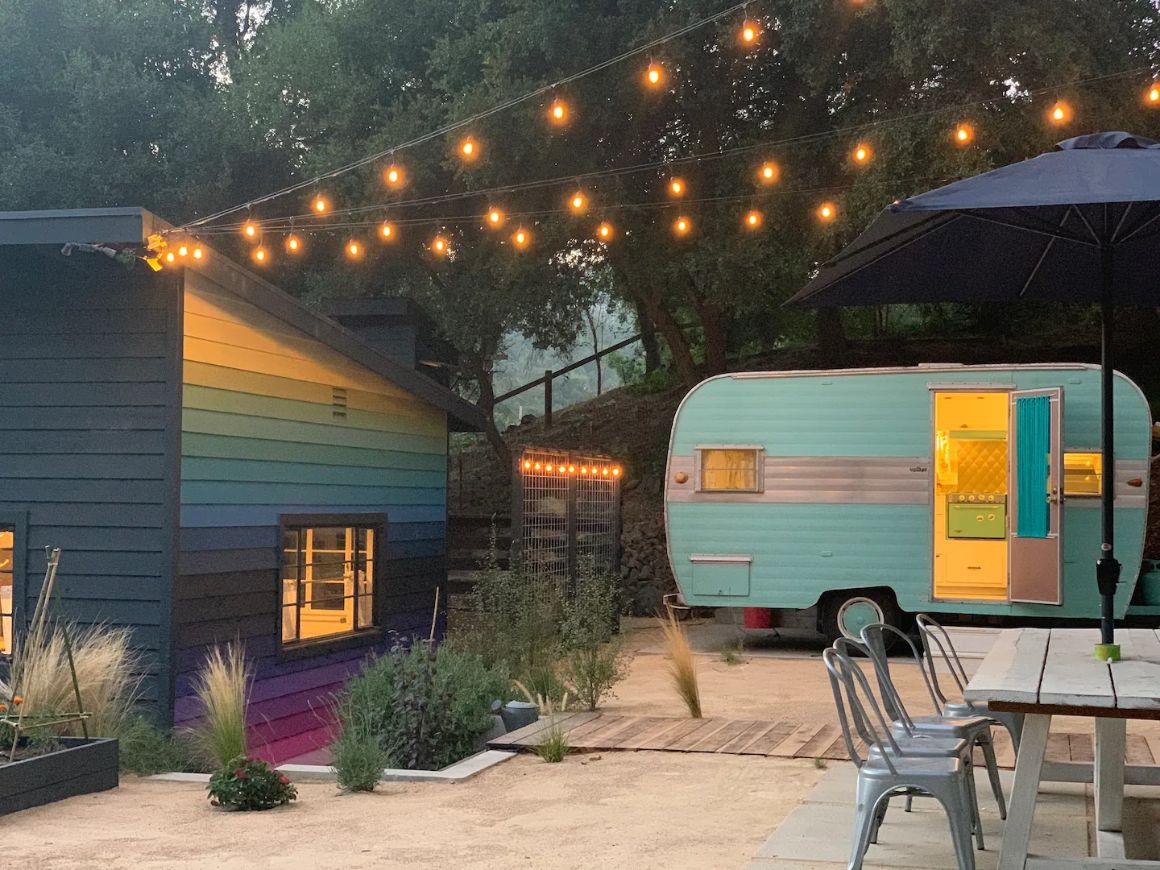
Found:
859,753 -> 963,781
870,734 -> 967,765
944,700 -> 985,718
896,715 -> 993,741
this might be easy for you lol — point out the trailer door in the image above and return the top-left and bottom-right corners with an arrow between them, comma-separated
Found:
1009,388 -> 1063,604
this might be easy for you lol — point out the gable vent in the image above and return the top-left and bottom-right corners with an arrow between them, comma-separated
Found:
331,387 -> 348,420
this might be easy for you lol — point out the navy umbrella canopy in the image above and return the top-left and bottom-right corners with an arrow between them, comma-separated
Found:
786,132 -> 1160,651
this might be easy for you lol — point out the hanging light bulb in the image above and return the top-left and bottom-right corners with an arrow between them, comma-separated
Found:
740,19 -> 760,46
569,191 -> 589,213
596,221 -> 615,241
512,227 -> 531,249
674,215 -> 692,236
252,246 -> 269,265
431,235 -> 450,256
379,222 -> 396,241
242,220 -> 259,241
1049,101 -> 1072,125
346,240 -> 362,259
486,207 -> 505,228
164,251 -> 176,264
1147,84 -> 1160,105
758,161 -> 780,185
645,62 -> 665,88
954,123 -> 975,145
312,194 -> 330,214
817,201 -> 837,222
285,234 -> 302,254
458,137 -> 479,161
384,164 -> 405,188
177,244 -> 189,257
192,246 -> 204,261
744,209 -> 764,230
852,143 -> 872,165
548,99 -> 570,125
668,178 -> 686,197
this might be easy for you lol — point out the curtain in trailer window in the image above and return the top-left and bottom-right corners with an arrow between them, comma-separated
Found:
700,449 -> 760,492
1015,395 -> 1051,538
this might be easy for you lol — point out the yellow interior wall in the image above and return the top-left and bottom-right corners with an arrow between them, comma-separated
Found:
932,392 -> 1010,601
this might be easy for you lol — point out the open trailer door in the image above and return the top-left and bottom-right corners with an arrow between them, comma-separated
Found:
1008,388 -> 1063,604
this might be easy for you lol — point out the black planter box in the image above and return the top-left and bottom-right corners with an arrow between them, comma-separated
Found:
0,737 -> 119,816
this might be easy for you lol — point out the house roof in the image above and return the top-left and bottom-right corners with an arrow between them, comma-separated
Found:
0,207 -> 485,432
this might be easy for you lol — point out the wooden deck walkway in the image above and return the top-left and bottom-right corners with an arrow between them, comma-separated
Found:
489,713 -> 1160,769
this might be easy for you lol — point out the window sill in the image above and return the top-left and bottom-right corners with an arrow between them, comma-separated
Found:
279,628 -> 384,663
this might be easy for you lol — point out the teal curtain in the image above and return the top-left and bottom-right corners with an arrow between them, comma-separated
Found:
1015,395 -> 1051,538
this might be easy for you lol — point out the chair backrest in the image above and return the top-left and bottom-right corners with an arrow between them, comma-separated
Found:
822,644 -> 902,774
860,623 -> 944,729
915,614 -> 970,705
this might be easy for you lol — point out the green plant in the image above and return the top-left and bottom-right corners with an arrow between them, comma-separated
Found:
338,642 -> 507,771
207,756 -> 297,811
188,642 -> 249,769
563,645 -> 627,712
535,726 -> 571,763
719,641 -> 744,666
517,663 -> 569,707
117,715 -> 202,775
814,757 -> 829,770
331,708 -> 390,792
659,611 -> 701,718
559,563 -> 627,711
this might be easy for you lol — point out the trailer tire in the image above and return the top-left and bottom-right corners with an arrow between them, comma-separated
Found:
819,590 -> 904,645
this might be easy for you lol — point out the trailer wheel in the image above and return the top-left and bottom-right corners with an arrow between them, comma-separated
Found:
819,590 -> 903,645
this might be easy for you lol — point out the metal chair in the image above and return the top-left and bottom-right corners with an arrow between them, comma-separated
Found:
915,614 -> 1025,752
859,623 -> 1007,822
823,645 -> 978,870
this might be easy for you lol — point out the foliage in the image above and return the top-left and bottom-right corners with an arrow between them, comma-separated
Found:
207,756 -> 297,812
331,706 -> 391,792
559,562 -> 628,712
117,715 -> 203,776
719,641 -> 744,666
188,643 -> 249,770
535,725 -> 571,764
659,612 -> 702,719
0,623 -> 142,738
337,642 -> 507,771
562,646 -> 626,713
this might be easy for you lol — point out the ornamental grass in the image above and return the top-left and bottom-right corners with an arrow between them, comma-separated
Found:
659,611 -> 702,718
189,642 -> 250,769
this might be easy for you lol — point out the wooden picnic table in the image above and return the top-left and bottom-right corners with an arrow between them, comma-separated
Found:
965,627 -> 1160,870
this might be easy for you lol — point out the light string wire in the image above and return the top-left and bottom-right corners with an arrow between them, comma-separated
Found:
179,0 -> 752,230
187,63 -> 1154,236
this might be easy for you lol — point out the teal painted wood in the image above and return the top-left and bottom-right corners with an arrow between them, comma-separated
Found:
183,409 -> 444,454
666,366 -> 1152,621
181,457 -> 446,489
181,481 -> 445,507
181,504 -> 447,528
183,433 -> 447,471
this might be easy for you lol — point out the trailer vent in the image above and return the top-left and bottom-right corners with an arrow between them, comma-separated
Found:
331,387 -> 348,420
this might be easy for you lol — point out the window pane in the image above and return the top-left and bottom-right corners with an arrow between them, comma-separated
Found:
0,528 -> 13,656
282,523 -> 377,646
700,449 -> 760,492
1063,452 -> 1103,497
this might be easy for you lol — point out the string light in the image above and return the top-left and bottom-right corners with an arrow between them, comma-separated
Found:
252,247 -> 269,264
384,164 -> 405,188
645,62 -> 665,88
740,19 -> 760,46
1049,100 -> 1072,125
674,215 -> 692,236
242,220 -> 259,241
548,99 -> 570,125
164,251 -> 176,264
286,234 -> 302,253
569,191 -> 589,213
458,137 -> 480,161
744,209 -> 764,230
346,240 -> 362,259
512,227 -> 531,249
758,161 -> 780,184
1147,84 -> 1160,105
487,207 -> 505,228
852,143 -> 872,165
431,235 -> 450,256
379,222 -> 396,241
954,123 -> 974,145
596,221 -> 616,241
177,244 -> 189,257
668,178 -> 686,197
312,194 -> 330,214
192,247 -> 204,260
817,201 -> 837,222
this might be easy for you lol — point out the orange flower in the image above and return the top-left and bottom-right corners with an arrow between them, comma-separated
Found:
11,696 -> 22,706
0,703 -> 7,713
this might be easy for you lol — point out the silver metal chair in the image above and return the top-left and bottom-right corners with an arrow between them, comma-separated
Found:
860,623 -> 1007,821
915,614 -> 1026,752
823,645 -> 978,870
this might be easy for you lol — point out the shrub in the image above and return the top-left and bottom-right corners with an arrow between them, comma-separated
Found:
331,712 -> 390,792
207,756 -> 297,811
188,643 -> 249,769
659,611 -> 701,718
559,563 -> 627,711
563,645 -> 627,712
0,623 -> 142,737
118,715 -> 202,775
338,642 -> 507,771
535,725 -> 570,763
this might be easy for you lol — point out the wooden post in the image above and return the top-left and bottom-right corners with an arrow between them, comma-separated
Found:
543,370 -> 553,429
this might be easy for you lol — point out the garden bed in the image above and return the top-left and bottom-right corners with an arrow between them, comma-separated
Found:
0,737 -> 119,816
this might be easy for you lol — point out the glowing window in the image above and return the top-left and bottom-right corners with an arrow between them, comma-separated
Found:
698,448 -> 763,493
0,528 -> 12,656
280,521 -> 378,647
1063,452 -> 1103,497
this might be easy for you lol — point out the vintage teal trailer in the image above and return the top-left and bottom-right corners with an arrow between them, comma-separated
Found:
664,364 -> 1156,640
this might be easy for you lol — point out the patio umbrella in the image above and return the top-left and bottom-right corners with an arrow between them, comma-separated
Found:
785,131 -> 1160,652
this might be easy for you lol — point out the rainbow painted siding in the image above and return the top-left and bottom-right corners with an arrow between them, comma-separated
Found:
666,365 -> 1152,621
175,270 -> 449,762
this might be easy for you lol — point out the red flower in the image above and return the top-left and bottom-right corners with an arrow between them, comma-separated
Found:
277,774 -> 290,785
234,768 -> 247,780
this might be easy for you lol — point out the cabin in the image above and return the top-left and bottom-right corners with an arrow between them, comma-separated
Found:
665,365 -> 1156,641
0,207 -> 483,763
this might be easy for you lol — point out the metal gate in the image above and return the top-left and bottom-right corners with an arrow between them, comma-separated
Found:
512,448 -> 623,582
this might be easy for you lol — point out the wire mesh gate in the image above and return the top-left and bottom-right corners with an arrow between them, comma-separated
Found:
512,448 -> 623,582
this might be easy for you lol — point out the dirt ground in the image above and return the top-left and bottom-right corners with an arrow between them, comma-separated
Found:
4,619 -> 1154,869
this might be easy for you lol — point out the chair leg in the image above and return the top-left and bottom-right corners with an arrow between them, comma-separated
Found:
869,795 -> 889,845
850,777 -> 891,870
929,778 -> 978,870
964,756 -> 984,851
905,793 -> 913,812
978,729 -> 1007,820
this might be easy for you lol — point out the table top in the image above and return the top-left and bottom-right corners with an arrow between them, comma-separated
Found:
964,627 -> 1160,718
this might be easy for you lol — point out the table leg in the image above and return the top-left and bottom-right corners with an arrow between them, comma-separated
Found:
1094,717 -> 1127,858
998,713 -> 1051,870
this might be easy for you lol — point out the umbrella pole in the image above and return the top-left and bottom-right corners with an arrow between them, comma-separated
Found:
1096,245 -> 1120,657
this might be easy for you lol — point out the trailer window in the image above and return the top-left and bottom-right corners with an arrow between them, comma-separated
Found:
698,448 -> 762,492
1063,452 -> 1102,497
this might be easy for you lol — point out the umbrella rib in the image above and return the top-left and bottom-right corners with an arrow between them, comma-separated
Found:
1114,204 -> 1160,244
955,209 -> 1098,247
1073,206 -> 1104,245
824,212 -> 960,269
1109,202 -> 1134,244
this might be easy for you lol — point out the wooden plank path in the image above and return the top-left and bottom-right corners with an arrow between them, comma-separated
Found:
488,712 -> 1158,768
